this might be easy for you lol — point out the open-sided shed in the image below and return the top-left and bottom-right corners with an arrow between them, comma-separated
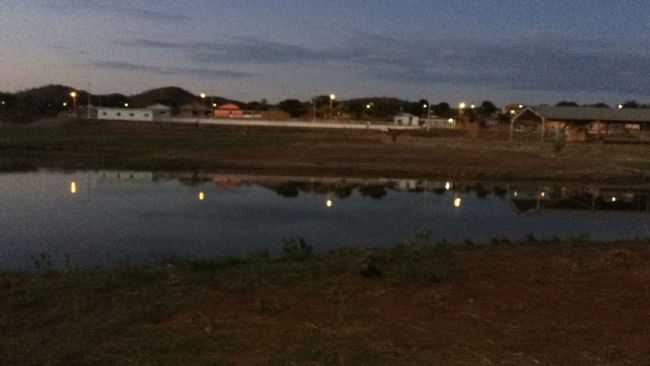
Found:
512,106 -> 650,142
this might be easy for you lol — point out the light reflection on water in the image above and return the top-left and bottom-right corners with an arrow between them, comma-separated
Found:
1,170 -> 650,270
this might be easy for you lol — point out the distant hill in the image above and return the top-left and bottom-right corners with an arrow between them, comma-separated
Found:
129,87 -> 198,108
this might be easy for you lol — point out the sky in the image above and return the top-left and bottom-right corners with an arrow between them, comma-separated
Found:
1,0 -> 650,104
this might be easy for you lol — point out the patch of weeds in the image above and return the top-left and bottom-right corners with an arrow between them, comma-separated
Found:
388,243 -> 459,283
566,233 -> 592,244
30,253 -> 54,273
281,238 -> 313,261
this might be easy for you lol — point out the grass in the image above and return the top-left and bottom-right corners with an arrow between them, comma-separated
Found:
4,119 -> 650,181
0,242 -> 458,366
2,240 -> 650,365
0,120 -> 292,171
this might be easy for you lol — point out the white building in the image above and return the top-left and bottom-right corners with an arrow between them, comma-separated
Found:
96,104 -> 171,122
148,104 -> 172,120
394,113 -> 420,126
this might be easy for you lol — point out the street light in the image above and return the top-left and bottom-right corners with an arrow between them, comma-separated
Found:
470,104 -> 476,109
326,199 -> 333,208
69,91 -> 78,111
458,102 -> 466,124
618,104 -> 624,110
124,103 -> 129,108
200,93 -> 206,99
329,94 -> 336,119
70,181 -> 77,195
198,192 -> 206,201
62,102 -> 68,107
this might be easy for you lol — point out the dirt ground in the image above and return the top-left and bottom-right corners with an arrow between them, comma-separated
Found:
166,244 -> 650,366
2,120 -> 650,182
2,242 -> 650,365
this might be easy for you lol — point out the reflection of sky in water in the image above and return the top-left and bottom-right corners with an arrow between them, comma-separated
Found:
1,171 -> 650,270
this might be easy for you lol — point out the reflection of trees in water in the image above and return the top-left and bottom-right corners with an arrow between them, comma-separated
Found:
267,181 -> 388,200
474,183 -> 489,198
359,185 -> 388,199
334,185 -> 355,199
272,181 -> 302,198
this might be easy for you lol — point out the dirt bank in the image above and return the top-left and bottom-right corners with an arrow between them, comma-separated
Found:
2,120 -> 650,182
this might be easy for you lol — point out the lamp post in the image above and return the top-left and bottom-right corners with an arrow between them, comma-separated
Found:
329,94 -> 336,120
69,91 -> 77,112
458,102 -> 466,125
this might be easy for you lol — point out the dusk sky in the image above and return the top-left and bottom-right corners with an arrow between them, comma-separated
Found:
2,0 -> 650,104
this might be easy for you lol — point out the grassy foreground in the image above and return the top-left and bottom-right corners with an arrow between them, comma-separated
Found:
3,120 -> 650,181
2,241 -> 649,365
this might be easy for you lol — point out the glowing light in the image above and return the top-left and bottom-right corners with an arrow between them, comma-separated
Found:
510,109 -> 516,115
326,199 -> 333,208
459,102 -> 467,110
329,94 -> 336,101
423,104 -> 428,109
618,104 -> 624,110
513,191 -> 519,198
212,103 -> 217,108
198,192 -> 205,201
518,104 -> 524,109
611,196 -> 617,203
448,118 -> 455,124
453,197 -> 462,208
366,104 -> 372,109
1,100 -> 6,105
445,181 -> 452,191
124,103 -> 129,108
540,191 -> 546,198
70,182 -> 77,194
470,104 -> 476,109
69,91 -> 77,98
200,93 -> 207,99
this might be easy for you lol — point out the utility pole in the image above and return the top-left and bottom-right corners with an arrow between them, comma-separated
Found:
87,82 -> 92,120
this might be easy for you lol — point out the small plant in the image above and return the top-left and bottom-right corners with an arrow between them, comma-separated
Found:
281,238 -> 313,260
526,234 -> 538,243
566,233 -> 592,243
30,253 -> 54,273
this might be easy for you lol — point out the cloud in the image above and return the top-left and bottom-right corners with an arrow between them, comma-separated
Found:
92,61 -> 256,79
47,0 -> 191,22
114,32 -> 650,95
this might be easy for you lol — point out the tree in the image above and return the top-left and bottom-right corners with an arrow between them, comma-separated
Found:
433,102 -> 451,117
479,101 -> 498,116
590,102 -> 610,108
623,100 -> 639,109
278,99 -> 306,118
556,101 -> 579,107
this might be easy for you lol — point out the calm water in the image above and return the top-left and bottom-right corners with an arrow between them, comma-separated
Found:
1,170 -> 650,270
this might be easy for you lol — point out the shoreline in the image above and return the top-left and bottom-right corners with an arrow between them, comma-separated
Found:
2,120 -> 650,183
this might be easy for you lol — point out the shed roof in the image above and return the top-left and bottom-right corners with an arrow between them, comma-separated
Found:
218,103 -> 241,111
519,106 -> 650,123
146,104 -> 171,110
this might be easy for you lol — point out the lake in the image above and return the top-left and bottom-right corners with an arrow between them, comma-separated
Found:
1,170 -> 649,270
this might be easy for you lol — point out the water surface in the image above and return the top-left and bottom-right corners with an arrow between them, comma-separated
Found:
1,170 -> 649,270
